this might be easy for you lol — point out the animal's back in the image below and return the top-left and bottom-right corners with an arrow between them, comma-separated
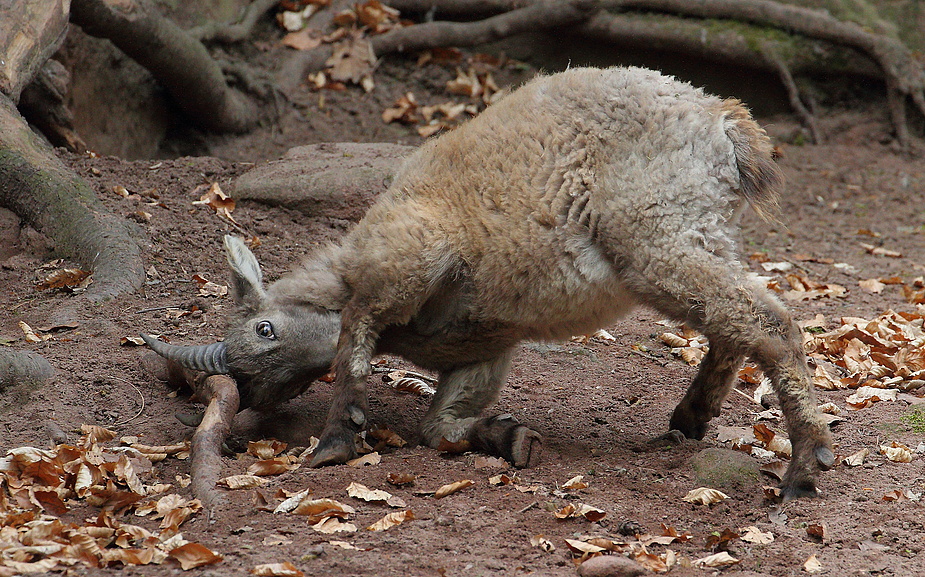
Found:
342,67 -> 774,338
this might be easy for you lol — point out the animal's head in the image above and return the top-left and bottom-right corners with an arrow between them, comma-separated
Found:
142,236 -> 340,410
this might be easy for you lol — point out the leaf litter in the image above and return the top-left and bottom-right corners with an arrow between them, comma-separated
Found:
0,425 -> 221,573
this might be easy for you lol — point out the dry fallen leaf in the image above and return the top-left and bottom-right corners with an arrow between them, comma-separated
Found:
562,475 -> 589,490
367,510 -> 415,531
367,425 -> 407,448
434,479 -> 474,499
168,542 -> 223,570
682,487 -> 728,505
806,522 -> 828,541
693,551 -> 740,568
386,472 -> 415,486
740,526 -> 774,544
192,182 -> 237,223
326,35 -> 376,90
292,498 -> 356,522
842,448 -> 869,467
247,456 -> 301,476
35,268 -> 92,291
847,386 -> 899,410
248,439 -> 288,459
347,452 -> 381,467
273,488 -> 312,513
554,503 -> 606,522
860,242 -> 902,258
19,321 -> 47,343
859,278 -> 886,293
880,441 -> 913,463
346,481 -> 406,507
530,535 -> 556,552
251,562 -> 305,577
312,517 -> 358,534
563,538 -> 606,555
218,475 -> 271,490
804,554 -> 823,573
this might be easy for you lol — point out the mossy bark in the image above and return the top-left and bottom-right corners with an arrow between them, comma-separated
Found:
0,95 -> 145,302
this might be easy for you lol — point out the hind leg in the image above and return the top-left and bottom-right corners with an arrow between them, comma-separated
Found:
420,350 -> 542,467
668,342 -> 744,441
629,256 -> 833,499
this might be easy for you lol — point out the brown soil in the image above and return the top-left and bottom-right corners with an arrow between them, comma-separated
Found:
2,54 -> 925,577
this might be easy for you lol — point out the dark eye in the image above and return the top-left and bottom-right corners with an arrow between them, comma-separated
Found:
255,321 -> 276,340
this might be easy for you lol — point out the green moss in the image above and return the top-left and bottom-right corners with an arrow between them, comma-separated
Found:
901,407 -> 925,434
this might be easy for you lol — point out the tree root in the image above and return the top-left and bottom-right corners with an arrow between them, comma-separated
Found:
0,94 -> 145,302
600,0 -> 925,145
189,374 -> 240,510
0,348 -> 55,393
18,60 -> 87,152
372,0 -> 597,55
141,354 -> 240,509
188,0 -> 280,43
232,142 -> 414,220
374,0 -> 925,144
69,0 -> 265,133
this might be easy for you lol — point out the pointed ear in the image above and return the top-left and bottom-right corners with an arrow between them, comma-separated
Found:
224,235 -> 266,311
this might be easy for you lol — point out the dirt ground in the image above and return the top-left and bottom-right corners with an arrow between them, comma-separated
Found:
2,51 -> 925,577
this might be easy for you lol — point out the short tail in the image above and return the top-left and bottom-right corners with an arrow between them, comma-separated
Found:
717,99 -> 782,222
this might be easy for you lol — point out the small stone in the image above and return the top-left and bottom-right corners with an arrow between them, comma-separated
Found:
689,448 -> 760,491
577,554 -> 645,577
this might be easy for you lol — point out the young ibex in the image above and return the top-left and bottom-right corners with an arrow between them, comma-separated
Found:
146,66 -> 834,499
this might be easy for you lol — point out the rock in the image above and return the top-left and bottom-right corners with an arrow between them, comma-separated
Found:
232,142 -> 414,221
689,447 -> 760,491
577,554 -> 645,577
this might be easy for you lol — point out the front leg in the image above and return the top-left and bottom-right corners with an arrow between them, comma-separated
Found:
311,315 -> 377,467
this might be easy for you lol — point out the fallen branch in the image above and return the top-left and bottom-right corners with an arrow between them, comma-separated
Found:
140,354 -> 240,509
69,0 -> 264,133
190,374 -> 240,509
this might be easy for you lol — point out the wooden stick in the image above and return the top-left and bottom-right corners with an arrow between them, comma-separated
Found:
189,374 -> 240,509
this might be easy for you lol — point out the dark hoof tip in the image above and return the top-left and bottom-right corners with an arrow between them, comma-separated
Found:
309,442 -> 355,468
510,426 -> 542,468
656,429 -> 687,446
780,482 -> 820,502
815,446 -> 835,470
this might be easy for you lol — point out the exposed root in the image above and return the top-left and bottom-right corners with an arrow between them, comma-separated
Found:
189,374 -> 240,510
188,0 -> 279,43
0,348 -> 55,393
0,95 -> 145,302
139,355 -> 239,509
70,0 -> 265,133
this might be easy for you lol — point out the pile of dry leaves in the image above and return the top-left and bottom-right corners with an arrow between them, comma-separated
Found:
0,425 -> 221,575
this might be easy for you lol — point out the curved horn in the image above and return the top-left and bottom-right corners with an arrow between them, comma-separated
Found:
140,334 -> 228,374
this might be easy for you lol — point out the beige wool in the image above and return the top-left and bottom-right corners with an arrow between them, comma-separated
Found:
212,66 -> 832,500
